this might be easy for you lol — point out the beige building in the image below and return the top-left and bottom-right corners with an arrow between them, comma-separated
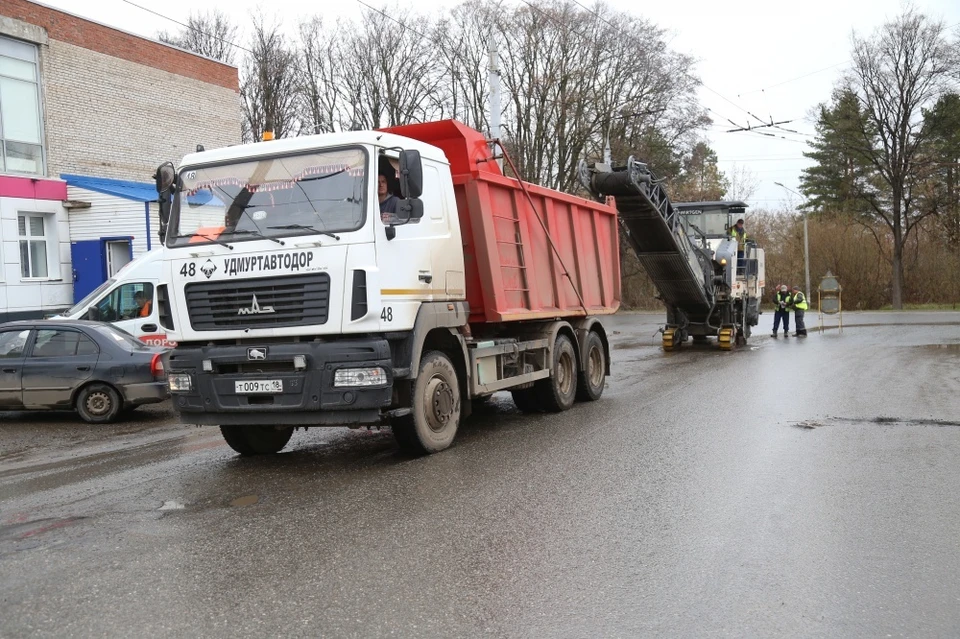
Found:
0,0 -> 242,320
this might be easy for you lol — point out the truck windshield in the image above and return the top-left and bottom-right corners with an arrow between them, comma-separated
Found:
167,147 -> 367,247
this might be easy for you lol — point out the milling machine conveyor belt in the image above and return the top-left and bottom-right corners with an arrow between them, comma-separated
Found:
580,159 -> 714,317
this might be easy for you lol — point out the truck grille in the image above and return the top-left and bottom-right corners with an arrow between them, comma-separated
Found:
185,273 -> 330,330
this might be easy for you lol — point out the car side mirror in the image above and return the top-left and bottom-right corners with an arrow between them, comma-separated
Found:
398,150 -> 422,199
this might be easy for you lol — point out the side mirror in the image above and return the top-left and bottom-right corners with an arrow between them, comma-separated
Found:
393,199 -> 424,226
154,162 -> 176,194
398,150 -> 423,199
153,162 -> 176,245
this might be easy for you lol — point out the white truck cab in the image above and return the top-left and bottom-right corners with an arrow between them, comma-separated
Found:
55,250 -> 175,348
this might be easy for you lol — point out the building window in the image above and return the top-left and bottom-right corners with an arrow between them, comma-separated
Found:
19,214 -> 48,279
0,36 -> 43,175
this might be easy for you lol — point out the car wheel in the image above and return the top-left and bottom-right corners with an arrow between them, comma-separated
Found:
76,383 -> 122,424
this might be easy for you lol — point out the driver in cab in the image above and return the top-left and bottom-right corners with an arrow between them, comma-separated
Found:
131,291 -> 151,318
378,172 -> 399,224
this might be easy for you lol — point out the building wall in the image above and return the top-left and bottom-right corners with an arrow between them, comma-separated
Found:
1,0 -> 242,183
0,1 -> 243,318
66,187 -> 152,257
42,39 -> 242,182
0,194 -> 72,319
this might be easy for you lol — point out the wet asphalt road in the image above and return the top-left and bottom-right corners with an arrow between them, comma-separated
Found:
1,311 -> 959,637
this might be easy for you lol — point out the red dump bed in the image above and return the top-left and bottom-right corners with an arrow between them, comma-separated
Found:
382,120 -> 621,325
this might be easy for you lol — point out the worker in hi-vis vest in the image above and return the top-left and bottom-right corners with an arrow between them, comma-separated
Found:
772,284 -> 792,337
791,286 -> 808,337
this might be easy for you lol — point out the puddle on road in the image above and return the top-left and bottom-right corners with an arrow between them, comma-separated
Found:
792,420 -> 825,430
613,340 -> 649,350
230,494 -> 259,507
917,343 -> 960,351
791,416 -> 960,430
0,516 -> 85,541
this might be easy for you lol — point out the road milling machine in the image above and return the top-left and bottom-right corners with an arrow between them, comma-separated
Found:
579,158 -> 765,351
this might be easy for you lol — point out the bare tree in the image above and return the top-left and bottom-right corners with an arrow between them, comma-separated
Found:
158,10 -> 239,65
432,0 -> 496,131
297,16 -> 343,134
492,0 -> 707,190
726,163 -> 760,201
843,9 -> 957,308
241,15 -> 301,142
337,8 -> 444,130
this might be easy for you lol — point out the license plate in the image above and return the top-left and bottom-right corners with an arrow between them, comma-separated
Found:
235,380 -> 283,394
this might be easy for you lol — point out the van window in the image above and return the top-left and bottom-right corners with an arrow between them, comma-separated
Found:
65,279 -> 116,316
86,282 -> 154,322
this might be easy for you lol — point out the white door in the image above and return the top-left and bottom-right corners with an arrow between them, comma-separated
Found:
106,241 -> 132,277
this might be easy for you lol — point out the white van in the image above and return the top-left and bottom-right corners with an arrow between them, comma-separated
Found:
55,250 -> 175,348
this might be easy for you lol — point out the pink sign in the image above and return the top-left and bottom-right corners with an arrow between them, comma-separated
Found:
0,175 -> 67,201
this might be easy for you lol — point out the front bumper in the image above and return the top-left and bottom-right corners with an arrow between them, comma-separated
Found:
166,338 -> 394,426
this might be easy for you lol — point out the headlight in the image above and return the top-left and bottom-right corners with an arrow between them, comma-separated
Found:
334,367 -> 387,387
168,373 -> 193,392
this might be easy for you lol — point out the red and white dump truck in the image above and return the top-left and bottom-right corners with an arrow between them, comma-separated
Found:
153,120 -> 621,455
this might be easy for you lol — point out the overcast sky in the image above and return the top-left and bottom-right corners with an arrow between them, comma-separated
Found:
38,0 -> 960,212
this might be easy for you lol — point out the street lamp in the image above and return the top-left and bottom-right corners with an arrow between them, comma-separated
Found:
774,182 -> 811,299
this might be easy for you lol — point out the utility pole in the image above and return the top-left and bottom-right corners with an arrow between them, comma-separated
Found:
603,124 -> 611,165
774,182 -> 811,298
488,38 -> 502,171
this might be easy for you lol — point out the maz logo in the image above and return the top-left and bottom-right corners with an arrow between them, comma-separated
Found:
247,347 -> 267,360
238,294 -> 275,315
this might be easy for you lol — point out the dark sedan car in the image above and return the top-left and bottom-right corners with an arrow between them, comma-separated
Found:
0,319 -> 168,423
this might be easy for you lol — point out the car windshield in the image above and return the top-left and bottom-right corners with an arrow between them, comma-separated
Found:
90,323 -> 150,351
64,279 -> 116,317
167,148 -> 367,247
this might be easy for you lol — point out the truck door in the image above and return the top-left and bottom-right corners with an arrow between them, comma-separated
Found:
0,328 -> 29,409
375,160 -> 463,328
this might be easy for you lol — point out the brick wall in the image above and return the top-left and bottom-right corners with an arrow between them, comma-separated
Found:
42,39 -> 242,182
3,0 -> 237,90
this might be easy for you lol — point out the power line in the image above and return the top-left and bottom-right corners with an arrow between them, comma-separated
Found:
738,61 -> 850,97
117,0 -> 253,55
355,0 -> 433,41
738,19 -> 960,97
560,0 -> 784,129
716,157 -> 809,162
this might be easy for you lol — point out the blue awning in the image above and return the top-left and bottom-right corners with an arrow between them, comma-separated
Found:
61,174 -> 159,202
61,174 -> 213,205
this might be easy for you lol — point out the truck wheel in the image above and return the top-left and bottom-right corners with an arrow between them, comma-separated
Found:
576,332 -> 606,402
220,426 -> 294,455
393,351 -> 461,455
76,383 -> 121,423
511,388 -> 541,413
535,334 -> 577,412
